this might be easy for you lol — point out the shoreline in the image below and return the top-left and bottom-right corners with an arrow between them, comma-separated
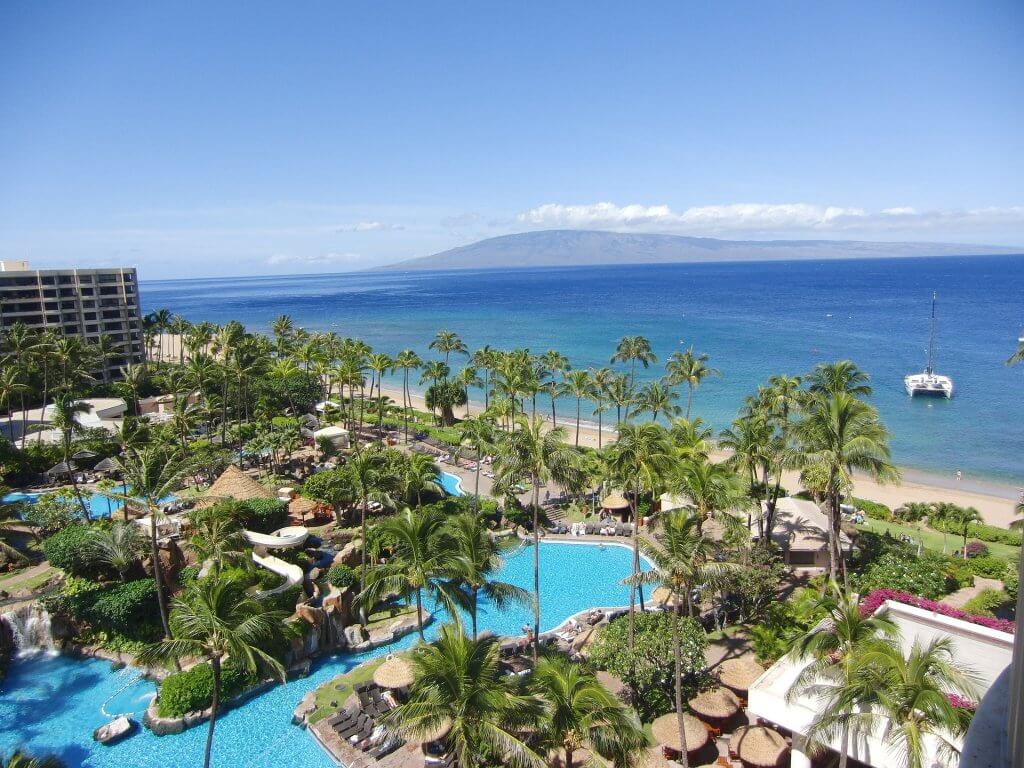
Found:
378,382 -> 1021,528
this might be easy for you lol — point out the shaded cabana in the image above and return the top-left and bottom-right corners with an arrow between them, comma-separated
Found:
71,449 -> 98,461
373,655 -> 413,690
729,725 -> 789,767
650,712 -> 709,758
198,465 -> 276,507
46,461 -> 77,477
688,687 -> 741,725
93,457 -> 118,473
717,657 -> 766,694
601,491 -> 631,522
288,495 -> 322,524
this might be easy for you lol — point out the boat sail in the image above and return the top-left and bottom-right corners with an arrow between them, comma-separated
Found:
904,291 -> 953,398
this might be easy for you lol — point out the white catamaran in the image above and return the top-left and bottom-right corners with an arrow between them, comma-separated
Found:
904,291 -> 954,398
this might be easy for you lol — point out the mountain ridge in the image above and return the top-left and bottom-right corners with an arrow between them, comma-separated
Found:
374,230 -> 1022,271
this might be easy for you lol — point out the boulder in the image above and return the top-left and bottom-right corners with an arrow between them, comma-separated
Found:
296,603 -> 324,627
94,715 -> 137,745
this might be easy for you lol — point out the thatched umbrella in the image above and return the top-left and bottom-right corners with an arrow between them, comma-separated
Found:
72,449 -> 98,460
688,687 -> 741,722
717,656 -> 765,693
94,457 -> 118,473
650,712 -> 709,754
596,670 -> 627,699
289,496 -> 320,523
730,726 -> 789,767
418,718 -> 452,744
46,461 -> 77,476
651,586 -> 683,608
373,655 -> 414,689
601,491 -> 630,510
198,465 -> 276,507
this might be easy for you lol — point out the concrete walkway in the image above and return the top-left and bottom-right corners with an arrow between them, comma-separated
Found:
941,576 -> 1004,610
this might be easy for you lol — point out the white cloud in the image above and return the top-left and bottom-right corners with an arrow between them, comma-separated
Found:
517,201 -> 1024,237
266,252 -> 365,267
335,220 -> 403,232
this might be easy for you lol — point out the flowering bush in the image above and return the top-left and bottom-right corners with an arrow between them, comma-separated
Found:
947,693 -> 976,711
860,589 -> 1015,634
852,552 -> 952,599
963,541 -> 988,559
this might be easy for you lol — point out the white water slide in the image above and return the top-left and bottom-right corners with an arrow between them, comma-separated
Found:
243,525 -> 309,549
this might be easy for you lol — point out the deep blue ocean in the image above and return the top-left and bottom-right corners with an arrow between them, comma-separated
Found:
141,255 -> 1024,484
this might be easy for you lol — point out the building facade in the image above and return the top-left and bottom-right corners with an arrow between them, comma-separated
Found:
0,260 -> 145,379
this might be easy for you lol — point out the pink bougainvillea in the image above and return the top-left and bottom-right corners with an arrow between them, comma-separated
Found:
859,589 -> 1015,634
947,693 -> 977,711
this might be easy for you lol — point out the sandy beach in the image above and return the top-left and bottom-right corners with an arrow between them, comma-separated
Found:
378,383 -> 1021,528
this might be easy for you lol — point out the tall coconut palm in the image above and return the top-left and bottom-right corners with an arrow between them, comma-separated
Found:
589,367 -> 615,449
367,352 -> 394,431
629,509 -> 739,767
934,504 -> 982,560
610,336 -> 656,419
606,373 -> 633,426
666,347 -> 720,419
539,350 -> 570,425
359,507 -> 462,640
533,654 -> 647,768
137,576 -> 290,768
425,379 -> 467,427
383,623 -> 545,768
558,369 -> 594,447
787,582 -> 899,768
271,314 -> 295,357
807,360 -> 873,397
394,349 -> 422,442
605,422 -> 673,649
635,379 -> 681,422
347,449 -> 398,597
794,388 -> 897,581
470,345 -> 498,410
446,512 -> 532,639
188,504 -> 248,575
0,365 -> 27,446
100,445 -> 197,638
49,394 -> 91,520
456,417 -> 498,506
494,416 -> 582,660
147,308 -> 172,363
401,452 -> 443,506
430,330 -> 468,366
672,456 -> 746,535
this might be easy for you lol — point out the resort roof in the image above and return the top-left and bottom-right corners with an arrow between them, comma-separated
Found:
754,497 -> 852,552
201,465 -> 276,504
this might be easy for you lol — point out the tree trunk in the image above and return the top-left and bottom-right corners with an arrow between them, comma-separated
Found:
686,386 -> 693,420
673,604 -> 690,768
150,514 -> 172,638
597,404 -> 603,450
532,477 -> 541,663
628,494 -> 638,651
566,745 -> 574,768
204,655 -> 221,768
359,497 -> 368,605
575,398 -> 581,447
471,586 -> 478,640
474,463 -> 481,512
416,587 -> 424,640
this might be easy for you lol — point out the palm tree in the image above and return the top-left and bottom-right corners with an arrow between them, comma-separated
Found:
610,336 -> 656,418
101,445 -> 197,638
471,346 -> 498,410
589,367 -> 615,449
558,369 -> 594,447
787,582 -> 899,768
629,509 -> 739,767
494,416 -> 582,660
137,576 -> 291,768
0,493 -> 29,566
446,512 -> 532,639
367,352 -> 394,431
88,522 -> 147,582
271,314 -> 295,357
807,360 -> 872,397
673,456 -> 747,535
0,752 -> 64,768
359,507 -> 462,640
605,422 -> 673,649
425,379 -> 467,427
383,623 -> 544,768
666,348 -> 720,419
606,373 -> 633,426
401,452 -> 443,506
188,504 -> 248,575
850,638 -> 980,768
147,308 -> 172,363
456,417 -> 498,506
394,349 -> 422,442
794,388 -> 898,581
347,449 -> 397,597
936,504 -> 982,559
539,350 -> 570,425
430,330 -> 468,366
635,379 -> 681,422
0,364 -> 27,445
49,394 -> 91,520
533,654 -> 647,768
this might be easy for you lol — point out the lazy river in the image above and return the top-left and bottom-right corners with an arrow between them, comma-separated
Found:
1,540 -> 649,767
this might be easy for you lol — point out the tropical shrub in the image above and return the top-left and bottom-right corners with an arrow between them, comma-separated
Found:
859,589 -> 1015,633
588,612 -> 707,721
1004,562 -> 1019,602
931,513 -> 1022,546
850,497 -> 893,521
852,551 -> 953,600
157,661 -> 257,717
325,564 -> 357,589
894,502 -> 932,523
87,579 -> 159,631
237,498 -> 287,534
965,554 -> 1015,579
178,565 -> 200,584
964,541 -> 989,559
42,524 -> 102,578
961,588 -> 1011,618
23,490 -> 81,535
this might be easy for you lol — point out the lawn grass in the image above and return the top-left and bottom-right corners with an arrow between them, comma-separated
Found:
0,564 -> 55,591
307,655 -> 390,724
365,604 -> 417,631
857,518 -> 1020,560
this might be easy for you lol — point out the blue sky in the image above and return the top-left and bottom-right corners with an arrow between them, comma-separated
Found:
1,1 -> 1021,278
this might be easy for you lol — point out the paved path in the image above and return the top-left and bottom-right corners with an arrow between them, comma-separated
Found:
940,576 -> 1005,610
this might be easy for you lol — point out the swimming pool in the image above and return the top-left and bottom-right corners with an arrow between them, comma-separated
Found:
0,541 -> 648,767
1,491 -> 176,520
437,470 -> 465,496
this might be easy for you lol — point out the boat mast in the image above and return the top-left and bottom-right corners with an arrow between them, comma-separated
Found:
927,291 -> 936,375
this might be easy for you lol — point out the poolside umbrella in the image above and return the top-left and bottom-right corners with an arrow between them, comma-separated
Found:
94,457 -> 118,473
288,496 -> 319,523
651,586 -> 683,608
72,449 -> 98,460
717,657 -> 765,693
46,461 -> 77,476
419,718 -> 452,744
730,726 -> 789,767
650,712 -> 709,754
688,687 -> 741,721
373,655 -> 413,689
600,492 -> 630,510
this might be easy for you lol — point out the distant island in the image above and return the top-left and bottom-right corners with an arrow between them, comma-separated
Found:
376,229 -> 1022,271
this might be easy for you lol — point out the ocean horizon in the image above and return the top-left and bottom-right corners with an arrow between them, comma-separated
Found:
141,254 -> 1024,486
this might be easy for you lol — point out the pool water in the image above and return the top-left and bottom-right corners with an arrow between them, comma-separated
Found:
0,541 -> 648,767
437,471 -> 464,497
1,491 -> 177,520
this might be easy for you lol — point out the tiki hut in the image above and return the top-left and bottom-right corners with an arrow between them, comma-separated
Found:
688,687 -> 741,724
651,586 -> 683,609
46,461 -> 77,477
418,718 -> 452,744
288,495 -> 321,524
730,726 -> 789,767
94,457 -> 118,473
650,712 -> 709,755
199,465 -> 276,506
717,656 -> 765,693
601,491 -> 631,522
373,655 -> 414,689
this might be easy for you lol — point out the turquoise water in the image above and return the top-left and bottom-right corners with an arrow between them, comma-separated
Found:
1,541 -> 647,767
141,256 -> 1024,484
1,492 -> 177,520
437,471 -> 465,496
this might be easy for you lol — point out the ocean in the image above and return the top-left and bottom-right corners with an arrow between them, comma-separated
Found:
141,255 -> 1024,485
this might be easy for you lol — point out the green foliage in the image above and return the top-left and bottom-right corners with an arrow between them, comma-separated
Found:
893,502 -> 932,523
852,551 -> 954,600
850,496 -> 893,521
961,588 -> 1011,618
266,584 -> 302,612
1004,562 -> 1019,601
930,506 -> 1021,545
42,524 -> 102,578
237,498 -> 287,534
749,587 -> 829,665
157,661 -> 257,718
46,578 -> 160,637
325,564 -> 357,589
964,554 -> 1015,579
178,565 -> 200,585
588,611 -> 707,721
22,490 -> 81,536
719,545 -> 786,623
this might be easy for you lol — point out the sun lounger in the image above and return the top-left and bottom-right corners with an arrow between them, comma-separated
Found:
336,715 -> 371,739
369,737 -> 404,759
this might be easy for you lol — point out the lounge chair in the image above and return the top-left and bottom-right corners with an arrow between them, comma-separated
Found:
336,715 -> 370,739
368,737 -> 404,759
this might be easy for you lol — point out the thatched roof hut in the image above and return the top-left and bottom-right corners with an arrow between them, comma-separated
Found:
288,496 -> 320,520
601,492 -> 630,510
688,687 -> 741,721
373,655 -> 414,689
650,712 -> 709,753
651,586 -> 683,608
717,656 -> 765,692
199,465 -> 276,506
730,725 -> 789,767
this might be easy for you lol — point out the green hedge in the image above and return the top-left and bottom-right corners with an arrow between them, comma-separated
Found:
238,498 -> 288,534
42,524 -> 102,578
852,552 -> 954,599
46,578 -> 160,637
961,588 -> 1011,618
157,662 -> 256,718
325,564 -> 357,589
850,497 -> 893,521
